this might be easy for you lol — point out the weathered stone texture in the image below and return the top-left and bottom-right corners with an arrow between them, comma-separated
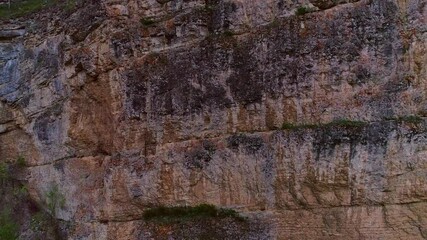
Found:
0,0 -> 426,239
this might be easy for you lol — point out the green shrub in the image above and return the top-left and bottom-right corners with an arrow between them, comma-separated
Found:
140,17 -> 156,26
46,184 -> 65,216
0,163 -> 9,180
143,204 -> 245,223
296,6 -> 310,15
0,209 -> 19,240
222,30 -> 235,37
16,156 -> 26,168
13,185 -> 28,198
282,122 -> 296,129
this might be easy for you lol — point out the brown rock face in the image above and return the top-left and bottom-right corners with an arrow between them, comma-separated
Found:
0,0 -> 426,239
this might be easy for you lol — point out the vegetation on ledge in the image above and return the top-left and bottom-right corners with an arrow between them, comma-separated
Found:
140,17 -> 156,26
282,119 -> 367,130
0,0 -> 75,19
282,116 -> 425,131
143,204 -> 245,223
397,115 -> 423,124
295,6 -> 315,16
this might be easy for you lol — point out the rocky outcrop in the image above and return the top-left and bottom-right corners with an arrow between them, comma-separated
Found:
0,0 -> 426,239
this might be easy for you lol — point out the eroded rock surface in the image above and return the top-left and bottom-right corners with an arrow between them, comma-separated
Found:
0,0 -> 426,239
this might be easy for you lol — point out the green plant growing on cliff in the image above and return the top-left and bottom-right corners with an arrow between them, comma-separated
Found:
0,163 -> 9,181
143,204 -> 245,223
385,115 -> 424,125
0,208 -> 19,240
399,115 -> 423,124
295,6 -> 316,16
30,212 -> 49,232
13,185 -> 28,198
46,184 -> 65,216
222,30 -> 235,37
325,119 -> 367,128
282,122 -> 318,130
296,6 -> 313,16
141,17 -> 156,26
282,119 -> 367,130
0,0 -> 76,19
0,0 -> 53,19
16,156 -> 26,168
64,0 -> 76,11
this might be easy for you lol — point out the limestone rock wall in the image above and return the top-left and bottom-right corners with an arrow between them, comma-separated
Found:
0,0 -> 426,239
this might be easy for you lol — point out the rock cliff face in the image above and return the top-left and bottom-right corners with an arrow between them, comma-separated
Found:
0,0 -> 426,239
